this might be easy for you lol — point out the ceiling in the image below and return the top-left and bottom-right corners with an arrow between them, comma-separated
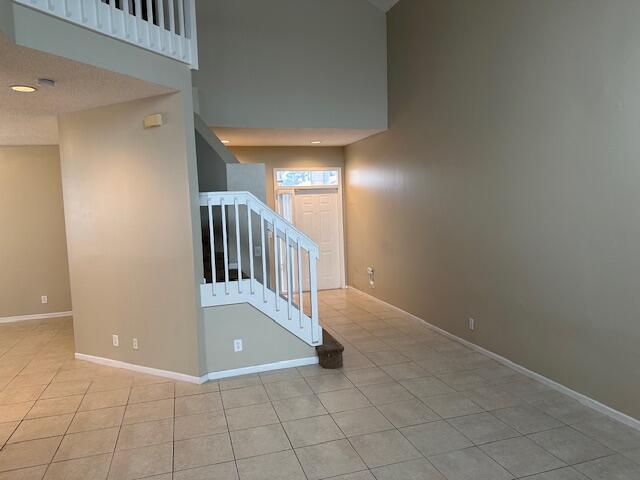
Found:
0,36 -> 173,145
211,127 -> 385,148
366,0 -> 401,12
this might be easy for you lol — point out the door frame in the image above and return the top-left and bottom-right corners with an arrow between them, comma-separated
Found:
273,167 -> 346,290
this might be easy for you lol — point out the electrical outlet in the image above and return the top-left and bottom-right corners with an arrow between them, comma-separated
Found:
468,318 -> 476,331
233,339 -> 243,352
254,246 -> 262,257
41,295 -> 48,304
112,335 -> 119,347
132,338 -> 139,350
366,266 -> 375,288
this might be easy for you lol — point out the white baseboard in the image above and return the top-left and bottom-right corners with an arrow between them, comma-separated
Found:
206,356 -> 319,381
348,286 -> 640,432
75,353 -> 319,385
75,353 -> 206,384
0,311 -> 73,324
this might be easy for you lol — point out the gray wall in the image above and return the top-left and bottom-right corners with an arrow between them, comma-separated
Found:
346,0 -> 640,419
193,0 -> 387,130
0,146 -> 71,318
0,0 -> 14,39
59,93 -> 204,376
203,304 -> 316,373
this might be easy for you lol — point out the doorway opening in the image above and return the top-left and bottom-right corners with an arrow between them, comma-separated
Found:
274,168 -> 346,291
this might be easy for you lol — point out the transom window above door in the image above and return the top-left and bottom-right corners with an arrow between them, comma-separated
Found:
275,169 -> 339,187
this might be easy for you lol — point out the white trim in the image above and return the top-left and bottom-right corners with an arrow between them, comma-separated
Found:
0,311 -> 73,324
74,353 -> 319,385
348,286 -> 640,431
206,356 -> 319,381
74,353 -> 206,384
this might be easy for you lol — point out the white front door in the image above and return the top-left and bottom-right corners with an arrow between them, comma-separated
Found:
293,188 -> 342,290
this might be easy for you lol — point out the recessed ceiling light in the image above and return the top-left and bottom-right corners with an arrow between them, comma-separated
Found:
311,140 -> 321,144
10,85 -> 37,93
221,140 -> 230,144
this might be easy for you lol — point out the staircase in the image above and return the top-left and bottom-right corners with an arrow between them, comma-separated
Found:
200,191 -> 322,347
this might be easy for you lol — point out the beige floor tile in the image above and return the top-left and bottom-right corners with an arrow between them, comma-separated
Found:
494,406 -> 564,435
8,372 -> 56,389
523,468 -> 588,479
9,415 -> 73,444
624,448 -> 640,465
26,396 -> 82,420
174,381 -> 219,397
448,413 -> 520,445
122,398 -> 173,425
218,375 -> 261,391
463,386 -> 523,411
481,436 -> 566,477
86,376 -> 134,394
422,392 -> 484,419
329,472 -> 375,479
305,373 -> 353,393
574,454 -> 640,480
0,465 -> 48,480
259,368 -> 302,384
220,386 -> 268,409
377,399 -> 440,428
116,418 -> 173,451
128,383 -> 174,404
68,406 -> 125,433
174,433 -> 233,471
363,350 -> 410,367
0,402 -> 35,423
296,439 -> 366,480
40,381 -> 90,400
225,402 -> 277,431
79,389 -> 130,412
0,385 -> 46,405
332,407 -> 394,437
318,388 -> 371,413
400,377 -> 456,399
371,458 -> 445,479
572,417 -> 640,452
230,423 -> 291,459
380,362 -> 429,381
0,436 -> 62,472
282,415 -> 344,447
401,421 -> 473,456
174,411 -> 228,440
271,394 -> 328,422
175,392 -> 223,416
236,450 -> 305,480
0,422 -> 19,446
349,429 -> 421,468
358,382 -> 415,405
431,448 -> 511,479
296,364 -> 334,378
173,461 -> 238,480
529,427 -> 614,464
53,427 -> 119,462
264,379 -> 313,401
43,453 -> 112,480
108,442 -> 173,480
343,368 -> 393,387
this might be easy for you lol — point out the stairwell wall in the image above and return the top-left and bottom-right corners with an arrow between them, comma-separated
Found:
58,92 -> 204,376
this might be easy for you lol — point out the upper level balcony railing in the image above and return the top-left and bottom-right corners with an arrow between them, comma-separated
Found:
15,0 -> 198,68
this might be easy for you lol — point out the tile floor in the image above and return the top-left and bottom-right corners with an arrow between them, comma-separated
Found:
1,288 -> 640,479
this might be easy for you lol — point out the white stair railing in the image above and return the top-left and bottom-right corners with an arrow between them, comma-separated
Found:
200,191 -> 322,347
14,0 -> 198,67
